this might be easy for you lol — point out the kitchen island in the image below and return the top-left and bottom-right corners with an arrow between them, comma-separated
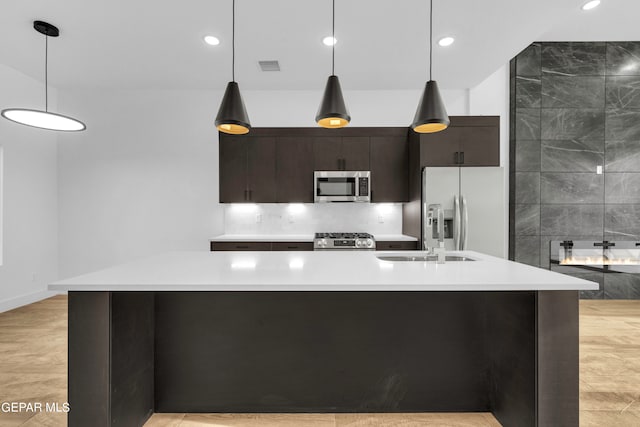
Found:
50,251 -> 597,427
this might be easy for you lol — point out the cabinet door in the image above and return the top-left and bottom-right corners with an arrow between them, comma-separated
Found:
276,138 -> 314,202
246,137 -> 277,202
458,126 -> 499,166
419,129 -> 460,167
376,241 -> 418,250
342,137 -> 370,170
210,242 -> 272,251
219,136 -> 247,203
313,137 -> 342,170
271,242 -> 314,251
370,136 -> 408,202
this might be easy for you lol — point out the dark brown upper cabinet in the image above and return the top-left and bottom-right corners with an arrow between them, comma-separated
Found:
219,136 -> 276,203
419,116 -> 499,167
276,137 -> 314,203
313,137 -> 370,171
370,135 -> 409,202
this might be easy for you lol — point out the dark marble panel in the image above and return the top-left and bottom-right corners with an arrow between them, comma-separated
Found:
540,234 -> 604,270
515,140 -> 541,172
605,109 -> 640,141
515,108 -> 541,140
514,235 -> 540,267
515,204 -> 540,236
541,139 -> 604,172
542,43 -> 605,76
604,204 -> 640,240
541,109 -> 604,142
606,42 -> 640,76
540,204 -> 604,236
516,76 -> 541,108
541,76 -> 604,108
515,172 -> 540,204
516,43 -> 541,77
605,140 -> 640,172
604,273 -> 640,299
606,76 -> 640,109
540,173 -> 604,204
605,173 -> 640,203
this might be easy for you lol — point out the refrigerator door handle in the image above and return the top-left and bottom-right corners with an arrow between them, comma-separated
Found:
461,195 -> 469,250
421,168 -> 428,251
453,196 -> 461,250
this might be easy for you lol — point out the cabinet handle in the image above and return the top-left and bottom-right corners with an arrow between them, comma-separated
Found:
287,246 -> 298,249
460,152 -> 465,165
454,152 -> 459,164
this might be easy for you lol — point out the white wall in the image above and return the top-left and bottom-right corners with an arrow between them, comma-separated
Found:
0,64 -> 59,312
57,90 -> 223,278
57,76 -> 508,278
468,64 -> 510,257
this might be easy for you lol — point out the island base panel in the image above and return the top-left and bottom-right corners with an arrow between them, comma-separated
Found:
68,291 -> 579,427
155,292 -> 489,413
68,292 -> 154,427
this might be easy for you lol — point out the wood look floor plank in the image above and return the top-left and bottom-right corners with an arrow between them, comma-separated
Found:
0,296 -> 639,427
180,413 -> 336,426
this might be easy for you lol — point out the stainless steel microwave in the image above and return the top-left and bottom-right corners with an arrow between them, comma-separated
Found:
314,171 -> 371,202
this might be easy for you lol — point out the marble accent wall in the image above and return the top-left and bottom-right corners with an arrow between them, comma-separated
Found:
510,42 -> 640,300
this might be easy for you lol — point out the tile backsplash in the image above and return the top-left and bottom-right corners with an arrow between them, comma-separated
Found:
223,203 -> 403,235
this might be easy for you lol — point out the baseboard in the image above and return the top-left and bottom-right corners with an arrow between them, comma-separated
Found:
0,290 -> 62,313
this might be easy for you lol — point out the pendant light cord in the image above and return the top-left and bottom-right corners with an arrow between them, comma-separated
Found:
429,0 -> 433,81
45,34 -> 49,112
232,0 -> 236,82
332,0 -> 335,76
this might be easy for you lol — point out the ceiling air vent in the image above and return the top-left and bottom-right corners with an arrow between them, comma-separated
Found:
258,60 -> 280,72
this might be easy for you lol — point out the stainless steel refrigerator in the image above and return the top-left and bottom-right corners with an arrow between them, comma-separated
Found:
421,167 -> 505,258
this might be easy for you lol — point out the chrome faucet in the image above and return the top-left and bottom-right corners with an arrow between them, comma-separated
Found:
427,204 -> 446,263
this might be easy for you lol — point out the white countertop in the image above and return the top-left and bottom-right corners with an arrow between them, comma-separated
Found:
50,251 -> 598,292
210,234 -> 417,242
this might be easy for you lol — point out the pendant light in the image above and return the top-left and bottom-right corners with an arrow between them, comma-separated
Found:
1,21 -> 86,132
215,0 -> 251,135
411,0 -> 449,133
316,0 -> 350,129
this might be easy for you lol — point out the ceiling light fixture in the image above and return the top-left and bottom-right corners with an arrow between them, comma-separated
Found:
438,36 -> 455,47
215,0 -> 251,135
204,35 -> 220,46
316,0 -> 350,129
322,36 -> 337,46
1,21 -> 86,132
581,0 -> 601,10
411,0 -> 449,134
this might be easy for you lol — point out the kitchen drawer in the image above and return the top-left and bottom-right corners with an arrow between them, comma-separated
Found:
210,242 -> 272,251
376,241 -> 418,251
271,242 -> 314,251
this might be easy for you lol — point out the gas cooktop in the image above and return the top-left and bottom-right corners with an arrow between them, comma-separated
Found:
313,232 -> 376,250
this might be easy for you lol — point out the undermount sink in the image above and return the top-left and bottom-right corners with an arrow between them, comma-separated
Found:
376,254 -> 476,262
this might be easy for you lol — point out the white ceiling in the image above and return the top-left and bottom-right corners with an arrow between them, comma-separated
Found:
1,0 -> 639,91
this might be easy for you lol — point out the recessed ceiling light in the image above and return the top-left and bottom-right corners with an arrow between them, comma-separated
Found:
204,35 -> 220,46
322,36 -> 337,46
438,36 -> 455,47
581,0 -> 600,10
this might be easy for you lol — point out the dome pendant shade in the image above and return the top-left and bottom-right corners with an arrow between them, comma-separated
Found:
411,80 -> 450,133
316,75 -> 350,129
215,81 -> 251,135
1,108 -> 86,131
